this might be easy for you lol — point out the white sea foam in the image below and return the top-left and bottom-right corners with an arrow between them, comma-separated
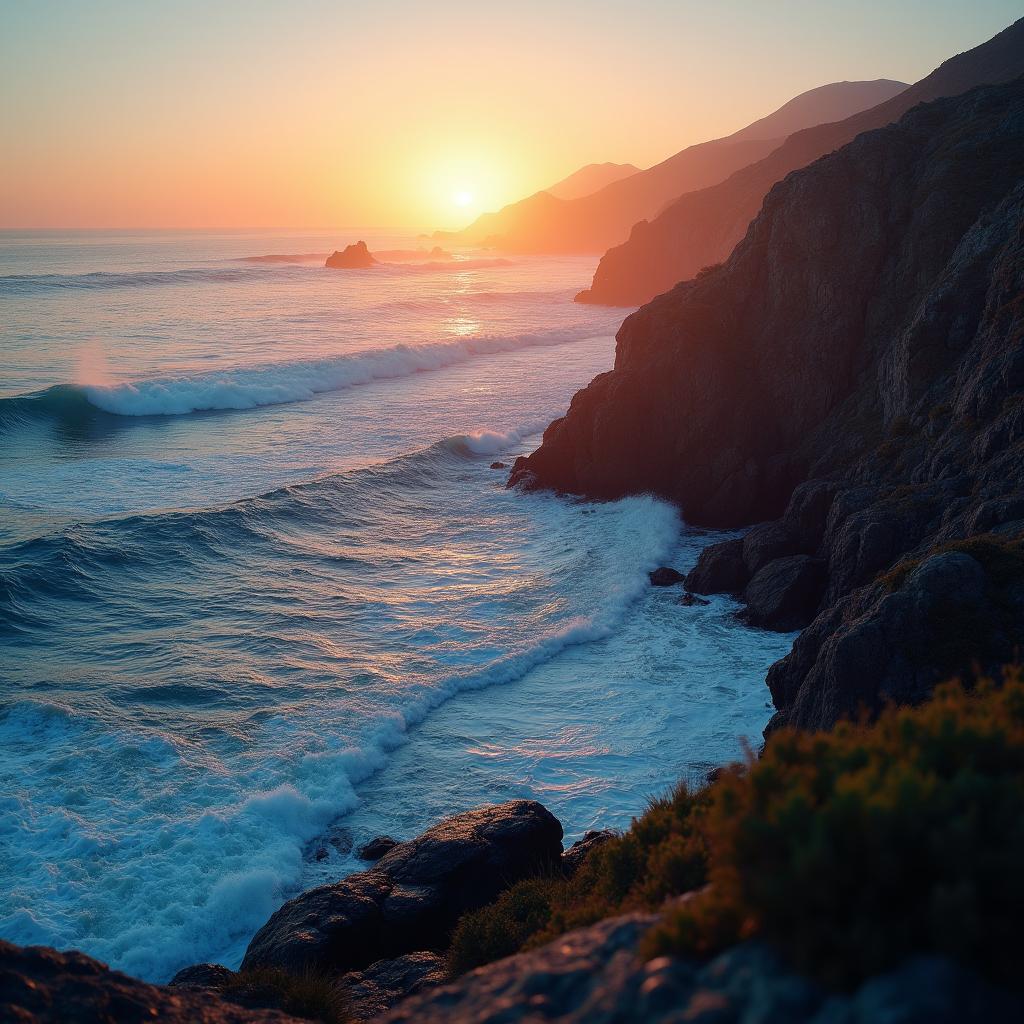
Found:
80,328 -> 606,417
457,421 -> 550,456
0,494 -> 682,982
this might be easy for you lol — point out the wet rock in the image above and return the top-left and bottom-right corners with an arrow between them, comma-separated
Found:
743,555 -> 827,631
562,829 -> 617,877
489,461 -> 506,470
325,241 -> 377,269
649,566 -> 685,586
357,835 -> 399,861
679,592 -> 711,607
0,941 -> 300,1023
242,800 -> 563,975
338,952 -> 447,1020
685,538 -> 748,595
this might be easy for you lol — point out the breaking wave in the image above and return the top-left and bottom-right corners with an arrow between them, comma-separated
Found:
0,327 -> 607,421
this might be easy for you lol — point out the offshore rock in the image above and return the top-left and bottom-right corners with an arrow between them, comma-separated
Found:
325,241 -> 377,269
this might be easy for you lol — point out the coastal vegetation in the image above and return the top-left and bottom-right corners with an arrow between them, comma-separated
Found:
450,674 -> 1024,988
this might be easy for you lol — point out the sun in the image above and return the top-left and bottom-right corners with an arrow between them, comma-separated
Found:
452,189 -> 475,208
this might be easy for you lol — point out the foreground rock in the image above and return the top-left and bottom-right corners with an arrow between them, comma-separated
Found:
513,77 -> 1024,731
338,952 -> 446,1019
325,241 -> 377,269
242,800 -> 562,975
0,941 -> 300,1023
379,914 -> 1021,1024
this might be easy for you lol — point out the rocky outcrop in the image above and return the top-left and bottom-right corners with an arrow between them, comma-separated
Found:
325,241 -> 378,269
378,914 -> 1022,1024
241,800 -> 562,975
578,17 -> 1024,305
513,77 -> 1024,731
0,941 -> 301,1023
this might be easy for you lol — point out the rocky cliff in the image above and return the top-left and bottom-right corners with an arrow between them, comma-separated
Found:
512,76 -> 1024,731
578,17 -> 1024,305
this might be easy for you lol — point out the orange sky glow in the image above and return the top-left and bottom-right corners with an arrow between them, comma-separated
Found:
1,1 -> 1019,231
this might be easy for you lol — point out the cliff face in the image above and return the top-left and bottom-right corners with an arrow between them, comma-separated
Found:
578,17 -> 1024,305
445,81 -> 907,255
513,78 -> 1024,731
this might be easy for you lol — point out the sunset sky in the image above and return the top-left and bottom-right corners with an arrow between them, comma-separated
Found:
2,0 -> 1020,231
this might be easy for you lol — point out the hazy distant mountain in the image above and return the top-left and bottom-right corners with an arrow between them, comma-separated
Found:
441,80 -> 907,254
728,79 -> 908,141
579,17 -> 1024,305
544,162 -> 640,200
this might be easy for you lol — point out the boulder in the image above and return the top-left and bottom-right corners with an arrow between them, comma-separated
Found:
325,241 -> 378,269
742,521 -> 802,576
489,461 -> 506,470
357,836 -> 399,861
241,800 -> 563,975
338,952 -> 446,1020
0,941 -> 300,1023
649,566 -> 685,587
679,592 -> 711,607
562,830 -> 617,877
684,538 -> 748,595
743,555 -> 827,631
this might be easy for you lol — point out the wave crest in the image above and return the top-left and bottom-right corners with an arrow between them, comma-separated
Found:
0,327 -> 607,420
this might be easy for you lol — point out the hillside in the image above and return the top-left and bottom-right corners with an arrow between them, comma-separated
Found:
443,80 -> 907,254
544,161 -> 639,200
578,17 -> 1024,304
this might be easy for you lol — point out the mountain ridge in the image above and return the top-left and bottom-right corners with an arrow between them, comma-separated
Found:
579,17 -> 1024,305
439,80 -> 907,254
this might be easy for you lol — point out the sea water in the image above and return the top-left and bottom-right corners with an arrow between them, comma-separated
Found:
0,230 -> 793,981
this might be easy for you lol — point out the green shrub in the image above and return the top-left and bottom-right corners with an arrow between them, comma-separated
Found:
447,876 -> 562,974
447,784 -> 709,975
646,675 -> 1024,987
223,966 -> 349,1023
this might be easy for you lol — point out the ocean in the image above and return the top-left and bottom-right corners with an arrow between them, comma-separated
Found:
0,229 -> 793,982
